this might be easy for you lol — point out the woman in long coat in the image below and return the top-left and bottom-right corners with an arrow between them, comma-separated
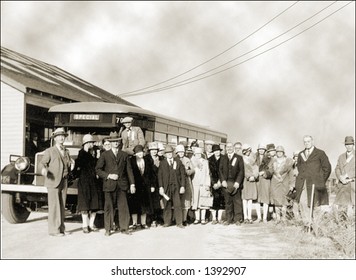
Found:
208,144 -> 225,224
270,146 -> 294,221
175,144 -> 194,226
75,134 -> 101,233
241,144 -> 259,224
144,142 -> 162,227
191,147 -> 211,224
258,144 -> 276,222
128,145 -> 153,229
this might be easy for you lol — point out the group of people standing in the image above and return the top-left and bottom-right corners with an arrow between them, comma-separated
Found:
39,118 -> 355,237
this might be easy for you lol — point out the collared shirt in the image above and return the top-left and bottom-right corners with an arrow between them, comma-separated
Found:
305,146 -> 314,158
111,148 -> 118,157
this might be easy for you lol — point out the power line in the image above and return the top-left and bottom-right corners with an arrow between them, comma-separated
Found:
122,1 -> 337,97
117,1 -> 300,96
122,1 -> 352,98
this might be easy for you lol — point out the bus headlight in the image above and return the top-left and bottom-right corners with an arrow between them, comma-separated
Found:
14,157 -> 30,172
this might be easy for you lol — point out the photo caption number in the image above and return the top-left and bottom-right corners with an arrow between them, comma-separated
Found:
204,267 -> 246,276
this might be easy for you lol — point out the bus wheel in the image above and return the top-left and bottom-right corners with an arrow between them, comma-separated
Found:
2,193 -> 30,223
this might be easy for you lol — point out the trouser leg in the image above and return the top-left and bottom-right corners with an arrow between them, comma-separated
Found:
117,189 -> 130,231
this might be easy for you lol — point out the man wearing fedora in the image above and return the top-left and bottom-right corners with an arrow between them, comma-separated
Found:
120,116 -> 145,156
295,135 -> 331,224
334,136 -> 355,216
96,132 -> 135,236
39,127 -> 74,237
158,145 -> 186,228
219,142 -> 245,225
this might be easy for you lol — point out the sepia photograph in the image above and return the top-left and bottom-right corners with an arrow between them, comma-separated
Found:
1,1 -> 355,279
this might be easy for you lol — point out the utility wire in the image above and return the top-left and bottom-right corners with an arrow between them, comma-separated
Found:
117,1 -> 300,96
121,0 -> 337,97
122,1 -> 352,97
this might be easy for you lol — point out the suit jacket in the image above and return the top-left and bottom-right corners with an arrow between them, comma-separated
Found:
39,145 -> 72,189
295,147 -> 331,191
158,157 -> 185,198
219,153 -> 245,185
95,149 -> 134,192
121,126 -> 145,155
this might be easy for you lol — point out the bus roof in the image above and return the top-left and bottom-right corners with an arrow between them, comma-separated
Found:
49,102 -> 227,137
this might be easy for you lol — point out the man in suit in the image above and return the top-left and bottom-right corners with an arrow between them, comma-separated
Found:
334,136 -> 355,216
120,116 -> 146,155
219,142 -> 245,225
39,128 -> 74,237
158,145 -> 186,228
295,135 -> 331,224
96,132 -> 135,236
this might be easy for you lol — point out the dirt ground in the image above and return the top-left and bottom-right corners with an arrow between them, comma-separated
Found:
1,211 -> 293,259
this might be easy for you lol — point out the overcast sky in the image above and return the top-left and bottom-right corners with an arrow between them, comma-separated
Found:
1,1 -> 355,166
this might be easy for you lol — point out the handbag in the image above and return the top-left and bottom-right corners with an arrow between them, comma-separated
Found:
199,186 -> 213,207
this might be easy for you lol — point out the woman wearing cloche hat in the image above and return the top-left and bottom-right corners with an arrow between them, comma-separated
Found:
175,144 -> 194,226
127,145 -> 153,230
191,147 -> 212,225
74,134 -> 101,233
270,145 -> 294,222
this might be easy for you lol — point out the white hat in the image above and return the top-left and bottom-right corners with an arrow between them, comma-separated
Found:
241,143 -> 252,152
257,143 -> 266,150
175,144 -> 185,153
148,142 -> 158,150
82,134 -> 95,145
194,147 -> 203,154
121,116 -> 133,123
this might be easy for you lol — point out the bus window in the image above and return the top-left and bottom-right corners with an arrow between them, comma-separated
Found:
178,136 -> 188,145
168,134 -> 178,146
145,130 -> 154,143
154,132 -> 167,143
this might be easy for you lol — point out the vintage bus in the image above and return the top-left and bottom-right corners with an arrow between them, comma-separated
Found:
1,101 -> 227,223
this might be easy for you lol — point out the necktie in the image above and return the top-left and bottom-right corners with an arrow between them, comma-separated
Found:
306,149 -> 310,159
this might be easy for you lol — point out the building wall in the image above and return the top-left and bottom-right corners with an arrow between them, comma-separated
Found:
1,82 -> 26,168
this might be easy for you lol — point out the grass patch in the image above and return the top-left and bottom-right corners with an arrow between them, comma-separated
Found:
276,208 -> 355,259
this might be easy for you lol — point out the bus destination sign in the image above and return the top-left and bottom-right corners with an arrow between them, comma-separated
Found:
73,114 -> 100,121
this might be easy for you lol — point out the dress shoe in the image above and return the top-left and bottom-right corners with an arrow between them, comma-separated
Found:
176,224 -> 185,229
141,224 -> 149,229
223,221 -> 230,226
162,223 -> 171,227
83,227 -> 90,234
211,220 -> 218,225
201,220 -> 207,225
193,220 -> 200,225
235,221 -> 242,226
90,226 -> 99,232
50,233 -> 64,237
61,231 -> 71,236
121,230 -> 132,235
151,221 -> 157,227
105,231 -> 111,237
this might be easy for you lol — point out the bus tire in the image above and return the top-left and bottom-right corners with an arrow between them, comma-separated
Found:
2,193 -> 30,223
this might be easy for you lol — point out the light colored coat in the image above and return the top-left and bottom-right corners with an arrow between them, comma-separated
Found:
121,126 -> 145,155
334,149 -> 355,206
